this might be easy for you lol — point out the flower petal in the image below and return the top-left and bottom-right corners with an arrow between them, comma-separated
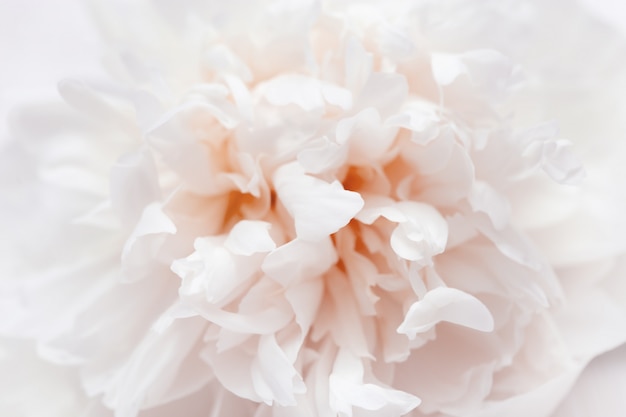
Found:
224,220 -> 276,256
329,349 -> 421,417
262,237 -> 338,286
251,334 -> 306,406
389,202 -> 448,263
273,162 -> 364,241
397,287 -> 494,338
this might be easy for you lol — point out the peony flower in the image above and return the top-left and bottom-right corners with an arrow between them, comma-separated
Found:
1,0 -> 626,416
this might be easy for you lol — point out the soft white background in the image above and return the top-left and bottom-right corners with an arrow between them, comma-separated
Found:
0,0 -> 625,415
0,0 -> 103,140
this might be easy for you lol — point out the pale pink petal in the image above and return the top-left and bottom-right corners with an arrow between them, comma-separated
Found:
468,181 -> 511,231
397,287 -> 494,338
251,334 -> 306,406
110,148 -> 161,226
389,202 -> 448,263
224,220 -> 275,256
262,237 -> 338,286
329,349 -> 420,417
263,75 -> 326,112
297,136 -> 347,175
273,162 -> 364,241
336,108 -> 398,165
121,203 -> 177,282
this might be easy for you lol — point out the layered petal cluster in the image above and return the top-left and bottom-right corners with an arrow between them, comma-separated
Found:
2,1 -> 626,417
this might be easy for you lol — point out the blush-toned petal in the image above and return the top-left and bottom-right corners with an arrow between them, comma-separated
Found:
110,148 -> 161,226
397,287 -> 495,338
468,181 -> 511,231
389,202 -> 448,263
322,83 -> 353,111
540,139 -> 586,185
121,202 -> 177,282
432,49 -> 518,100
273,162 -> 364,241
386,100 -> 440,145
329,349 -> 421,417
354,73 -> 408,116
298,137 -> 349,174
336,108 -> 399,165
263,75 -> 325,112
102,318 -> 209,416
262,237 -> 338,286
224,220 -> 275,256
171,234 -> 264,305
251,334 -> 306,406
297,136 -> 347,175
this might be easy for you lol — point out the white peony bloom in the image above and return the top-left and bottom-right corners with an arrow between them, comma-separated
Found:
2,0 -> 626,416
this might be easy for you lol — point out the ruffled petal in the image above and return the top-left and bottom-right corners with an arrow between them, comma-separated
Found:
397,287 -> 495,338
273,162 -> 364,241
329,349 -> 421,417
389,202 -> 448,263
